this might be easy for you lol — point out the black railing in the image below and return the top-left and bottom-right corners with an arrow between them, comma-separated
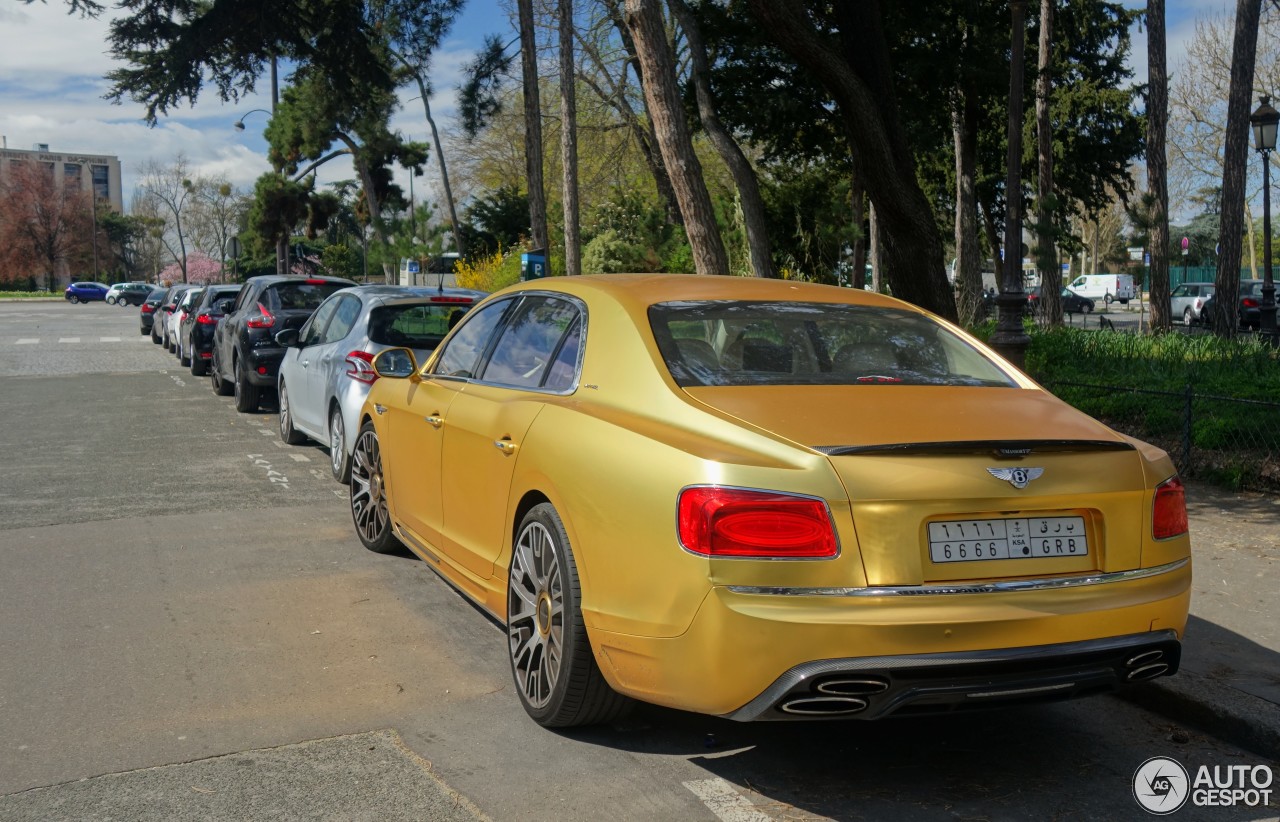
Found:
1043,381 -> 1280,492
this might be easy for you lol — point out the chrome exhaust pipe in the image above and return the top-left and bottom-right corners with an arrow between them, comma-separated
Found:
816,678 -> 889,696
778,696 -> 869,716
1126,650 -> 1164,668
1126,663 -> 1170,681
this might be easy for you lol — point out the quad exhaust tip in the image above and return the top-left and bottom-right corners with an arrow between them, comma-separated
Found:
816,677 -> 890,696
779,696 -> 870,716
1124,649 -> 1169,681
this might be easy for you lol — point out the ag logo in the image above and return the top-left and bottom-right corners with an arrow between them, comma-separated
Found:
1133,756 -> 1190,815
987,466 -> 1044,489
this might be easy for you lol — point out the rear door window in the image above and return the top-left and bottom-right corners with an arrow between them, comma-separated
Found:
479,297 -> 582,389
432,298 -> 517,380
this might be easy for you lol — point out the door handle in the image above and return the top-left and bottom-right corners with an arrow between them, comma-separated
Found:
493,439 -> 517,455
425,415 -> 443,428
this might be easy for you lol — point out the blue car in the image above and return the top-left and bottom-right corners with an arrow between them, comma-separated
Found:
64,282 -> 109,303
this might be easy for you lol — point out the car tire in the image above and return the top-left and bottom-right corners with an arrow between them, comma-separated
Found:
329,406 -> 351,484
190,349 -> 206,376
233,355 -> 260,413
178,340 -> 190,366
278,381 -> 307,444
1183,307 -> 1194,326
68,295 -> 79,304
106,296 -> 116,305
1081,303 -> 1093,314
210,349 -> 233,396
151,326 -> 161,344
349,422 -> 399,554
507,503 -> 632,728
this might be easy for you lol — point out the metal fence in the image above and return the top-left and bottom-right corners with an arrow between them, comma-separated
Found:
1043,381 -> 1280,492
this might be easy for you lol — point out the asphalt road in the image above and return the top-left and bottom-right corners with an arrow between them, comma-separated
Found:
0,300 -> 1272,822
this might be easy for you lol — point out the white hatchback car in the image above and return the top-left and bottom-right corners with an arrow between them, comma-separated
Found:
274,285 -> 487,482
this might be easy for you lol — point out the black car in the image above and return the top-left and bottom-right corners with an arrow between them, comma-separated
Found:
138,287 -> 167,336
112,282 -> 155,307
178,284 -> 242,375
151,284 -> 197,347
1201,280 -> 1264,331
1026,286 -> 1095,316
210,275 -> 357,412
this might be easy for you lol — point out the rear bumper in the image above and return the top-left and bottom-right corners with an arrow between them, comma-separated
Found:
242,346 -> 285,386
588,558 -> 1190,719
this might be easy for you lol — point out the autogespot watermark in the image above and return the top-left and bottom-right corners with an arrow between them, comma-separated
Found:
1133,756 -> 1274,815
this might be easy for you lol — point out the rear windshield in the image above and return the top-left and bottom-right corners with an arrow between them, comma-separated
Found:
649,300 -> 1015,388
263,282 -> 348,311
369,302 -> 473,349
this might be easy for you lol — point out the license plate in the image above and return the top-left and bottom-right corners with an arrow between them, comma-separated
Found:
928,516 -> 1088,563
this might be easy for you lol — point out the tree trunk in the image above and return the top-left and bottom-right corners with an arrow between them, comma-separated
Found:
1146,0 -> 1172,332
851,172 -> 866,289
869,203 -> 882,293
1214,0 -> 1262,335
336,134 -> 394,283
991,0 -> 1031,367
598,0 -> 682,225
411,74 -> 466,257
1035,0 -> 1061,325
518,0 -> 549,252
953,48 -> 983,325
669,0 -> 776,278
746,0 -> 955,320
624,0 -> 729,275
559,0 -> 581,276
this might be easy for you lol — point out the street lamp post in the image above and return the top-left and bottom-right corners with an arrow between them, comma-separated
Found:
1250,95 -> 1279,341
234,108 -> 288,276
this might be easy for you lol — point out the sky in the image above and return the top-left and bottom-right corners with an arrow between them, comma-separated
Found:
0,0 -> 1237,220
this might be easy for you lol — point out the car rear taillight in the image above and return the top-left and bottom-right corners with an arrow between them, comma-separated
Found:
246,302 -> 275,328
1242,297 -> 1260,308
141,304 -> 156,314
345,350 -> 377,384
196,313 -> 218,325
1153,476 -> 1188,539
677,487 -> 838,559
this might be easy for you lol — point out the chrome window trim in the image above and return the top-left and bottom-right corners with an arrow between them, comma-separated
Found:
726,557 -> 1187,596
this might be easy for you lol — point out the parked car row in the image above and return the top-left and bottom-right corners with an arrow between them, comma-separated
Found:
1198,279 -> 1266,331
136,274 -> 1192,732
1025,286 -> 1095,315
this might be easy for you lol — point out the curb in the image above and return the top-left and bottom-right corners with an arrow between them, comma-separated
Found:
1119,672 -> 1280,760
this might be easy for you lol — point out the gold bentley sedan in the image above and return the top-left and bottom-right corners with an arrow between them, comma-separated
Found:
348,274 -> 1191,728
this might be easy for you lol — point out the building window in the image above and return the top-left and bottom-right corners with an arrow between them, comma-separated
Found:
64,163 -> 83,190
91,165 -> 109,201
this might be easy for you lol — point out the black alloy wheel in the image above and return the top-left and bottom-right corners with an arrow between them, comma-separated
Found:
349,422 -> 398,554
233,354 -> 260,413
210,348 -> 233,396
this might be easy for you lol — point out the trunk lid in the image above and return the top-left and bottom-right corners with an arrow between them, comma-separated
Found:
683,385 -> 1146,585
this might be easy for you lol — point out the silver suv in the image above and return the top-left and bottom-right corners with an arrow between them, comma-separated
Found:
1170,281 -> 1215,325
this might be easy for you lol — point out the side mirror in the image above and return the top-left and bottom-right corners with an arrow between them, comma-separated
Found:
275,328 -> 301,347
215,299 -> 234,314
373,347 -> 419,379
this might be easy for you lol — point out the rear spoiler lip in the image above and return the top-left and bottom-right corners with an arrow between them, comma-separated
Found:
813,439 -> 1135,457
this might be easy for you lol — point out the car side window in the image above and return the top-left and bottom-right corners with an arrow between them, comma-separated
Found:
480,297 -> 582,389
432,298 -> 517,379
321,295 -> 361,344
542,317 -> 582,392
301,298 -> 339,346
231,285 -> 252,313
1172,285 -> 1188,298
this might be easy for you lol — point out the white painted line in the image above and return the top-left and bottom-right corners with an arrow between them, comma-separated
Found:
683,779 -> 771,822
58,337 -> 80,344
259,429 -> 276,436
272,440 -> 287,449
99,336 -> 121,343
15,338 -> 37,345
289,453 -> 311,462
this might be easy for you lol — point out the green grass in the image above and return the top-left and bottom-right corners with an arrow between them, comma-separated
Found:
0,291 -> 58,299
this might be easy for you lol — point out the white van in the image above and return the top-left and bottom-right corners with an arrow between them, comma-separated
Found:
1067,274 -> 1136,305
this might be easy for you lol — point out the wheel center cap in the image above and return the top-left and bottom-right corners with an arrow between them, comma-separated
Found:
369,473 -> 381,500
536,592 -> 552,636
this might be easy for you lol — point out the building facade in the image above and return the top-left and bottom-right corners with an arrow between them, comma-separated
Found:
0,143 -> 124,212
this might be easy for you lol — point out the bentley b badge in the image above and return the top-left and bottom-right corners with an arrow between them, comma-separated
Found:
987,467 -> 1044,489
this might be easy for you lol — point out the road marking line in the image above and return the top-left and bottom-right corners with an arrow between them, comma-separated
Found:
58,337 -> 80,343
100,336 -> 121,343
289,453 -> 311,462
683,779 -> 771,822
15,338 -> 37,345
259,429 -> 276,436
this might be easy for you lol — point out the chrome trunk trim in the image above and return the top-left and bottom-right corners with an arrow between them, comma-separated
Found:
726,558 -> 1188,598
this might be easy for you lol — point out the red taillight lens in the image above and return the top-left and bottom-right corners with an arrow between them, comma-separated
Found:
141,304 -> 155,314
1242,298 -> 1259,308
196,313 -> 217,325
1153,476 -> 1188,539
246,302 -> 275,328
345,350 -> 377,383
677,487 -> 838,559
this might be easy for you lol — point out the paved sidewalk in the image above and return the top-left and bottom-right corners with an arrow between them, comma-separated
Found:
1126,479 -> 1280,759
